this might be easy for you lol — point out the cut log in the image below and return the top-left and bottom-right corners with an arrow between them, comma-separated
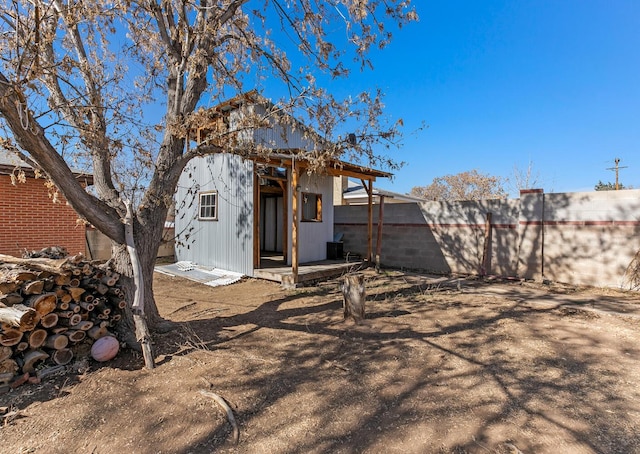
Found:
107,288 -> 124,298
22,349 -> 49,373
95,283 -> 109,295
76,320 -> 94,331
57,313 -> 82,327
87,325 -> 108,340
0,359 -> 18,374
0,282 -> 20,294
40,312 -> 59,329
15,271 -> 38,281
342,273 -> 366,323
79,301 -> 94,311
94,301 -> 110,316
68,303 -> 81,313
82,263 -> 93,275
0,254 -> 70,274
66,330 -> 86,342
0,329 -> 24,346
67,287 -> 85,302
101,273 -> 119,286
56,289 -> 72,305
43,278 -> 54,292
44,334 -> 69,350
0,293 -> 23,306
52,348 -> 73,365
15,341 -> 28,352
28,329 -> 48,349
25,293 -> 57,316
0,346 -> 12,362
0,304 -> 38,331
54,273 -> 72,286
23,280 -> 45,295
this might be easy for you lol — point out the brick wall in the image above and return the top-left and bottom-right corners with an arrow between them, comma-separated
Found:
0,174 -> 86,257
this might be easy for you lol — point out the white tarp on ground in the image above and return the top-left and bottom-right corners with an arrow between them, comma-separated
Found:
155,261 -> 243,287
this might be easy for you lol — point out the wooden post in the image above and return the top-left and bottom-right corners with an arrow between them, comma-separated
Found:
342,274 -> 366,323
282,177 -> 288,264
253,169 -> 261,269
291,161 -> 299,284
375,195 -> 385,271
480,212 -> 492,276
361,179 -> 373,263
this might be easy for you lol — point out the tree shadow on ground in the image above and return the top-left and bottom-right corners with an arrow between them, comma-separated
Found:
151,277 -> 640,453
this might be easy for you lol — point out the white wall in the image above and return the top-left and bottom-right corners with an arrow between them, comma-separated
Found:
287,171 -> 335,264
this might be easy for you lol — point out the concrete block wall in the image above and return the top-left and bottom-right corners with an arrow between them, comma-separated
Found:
334,188 -> 640,289
532,189 -> 640,288
86,227 -> 175,261
335,200 -> 519,276
0,175 -> 86,257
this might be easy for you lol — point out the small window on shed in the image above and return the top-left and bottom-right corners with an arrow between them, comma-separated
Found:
302,193 -> 322,222
199,191 -> 218,220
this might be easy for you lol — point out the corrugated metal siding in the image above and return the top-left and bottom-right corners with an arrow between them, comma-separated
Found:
175,154 -> 254,276
231,104 -> 317,150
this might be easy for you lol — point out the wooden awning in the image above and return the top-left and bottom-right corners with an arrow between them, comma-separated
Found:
249,151 -> 391,182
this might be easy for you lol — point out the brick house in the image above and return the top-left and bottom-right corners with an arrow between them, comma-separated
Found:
0,151 -> 92,257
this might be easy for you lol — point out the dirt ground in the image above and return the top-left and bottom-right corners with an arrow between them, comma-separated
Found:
1,269 -> 640,454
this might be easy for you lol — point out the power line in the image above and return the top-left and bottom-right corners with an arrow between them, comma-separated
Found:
606,158 -> 628,190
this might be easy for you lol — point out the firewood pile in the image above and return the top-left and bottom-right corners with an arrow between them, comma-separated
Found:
0,250 -> 125,387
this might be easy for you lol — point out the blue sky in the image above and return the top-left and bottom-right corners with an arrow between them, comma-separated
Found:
341,0 -> 640,196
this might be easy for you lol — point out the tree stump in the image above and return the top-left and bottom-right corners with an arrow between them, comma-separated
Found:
342,274 -> 366,323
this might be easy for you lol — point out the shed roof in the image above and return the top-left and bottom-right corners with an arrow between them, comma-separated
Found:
0,150 -> 93,185
191,92 -> 392,182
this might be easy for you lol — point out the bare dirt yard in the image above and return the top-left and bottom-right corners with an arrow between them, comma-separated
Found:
1,269 -> 640,454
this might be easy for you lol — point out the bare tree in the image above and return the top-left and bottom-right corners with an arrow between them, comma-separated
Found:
410,169 -> 507,201
0,1 -> 417,351
507,160 -> 542,195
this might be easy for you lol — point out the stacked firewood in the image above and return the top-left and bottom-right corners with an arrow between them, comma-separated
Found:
0,252 -> 125,385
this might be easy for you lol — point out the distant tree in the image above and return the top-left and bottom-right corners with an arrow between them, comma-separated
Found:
410,169 -> 507,201
595,181 -> 626,191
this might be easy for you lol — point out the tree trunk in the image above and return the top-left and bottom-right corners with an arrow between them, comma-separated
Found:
342,274 -> 366,323
109,213 -> 167,354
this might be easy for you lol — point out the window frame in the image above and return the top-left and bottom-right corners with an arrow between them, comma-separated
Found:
301,192 -> 322,222
198,191 -> 219,221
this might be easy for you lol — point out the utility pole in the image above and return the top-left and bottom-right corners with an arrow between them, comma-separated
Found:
607,158 -> 628,190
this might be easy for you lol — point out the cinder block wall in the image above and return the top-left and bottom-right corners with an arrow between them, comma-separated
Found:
335,199 -> 519,276
0,175 -> 86,257
86,227 -> 176,261
530,189 -> 640,288
335,189 -> 640,289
